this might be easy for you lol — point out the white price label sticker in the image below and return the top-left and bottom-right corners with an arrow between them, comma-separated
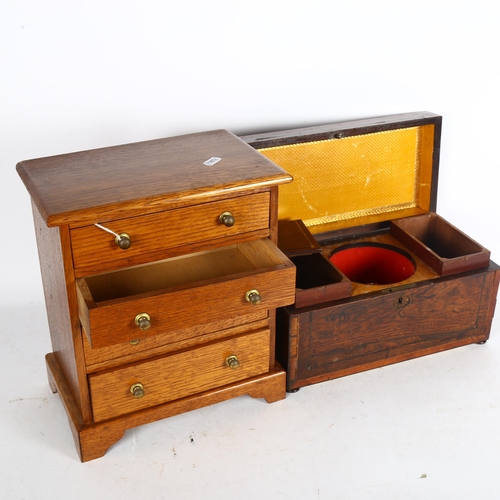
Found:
203,157 -> 222,166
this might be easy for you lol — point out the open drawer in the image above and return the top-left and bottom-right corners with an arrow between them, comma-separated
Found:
76,238 -> 296,348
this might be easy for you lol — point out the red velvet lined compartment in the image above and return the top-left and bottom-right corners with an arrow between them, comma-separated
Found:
329,243 -> 415,285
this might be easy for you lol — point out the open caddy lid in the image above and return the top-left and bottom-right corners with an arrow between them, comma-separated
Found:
241,112 -> 442,236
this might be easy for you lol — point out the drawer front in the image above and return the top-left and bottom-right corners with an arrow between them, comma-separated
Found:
89,329 -> 270,422
83,311 -> 269,373
79,263 -> 295,349
71,192 -> 270,274
77,238 -> 296,349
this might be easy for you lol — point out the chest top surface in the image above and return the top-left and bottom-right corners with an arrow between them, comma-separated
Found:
17,129 -> 291,227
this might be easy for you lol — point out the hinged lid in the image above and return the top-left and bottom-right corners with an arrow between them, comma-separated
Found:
241,112 -> 441,235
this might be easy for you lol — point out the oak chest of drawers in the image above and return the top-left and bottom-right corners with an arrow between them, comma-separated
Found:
17,130 -> 296,461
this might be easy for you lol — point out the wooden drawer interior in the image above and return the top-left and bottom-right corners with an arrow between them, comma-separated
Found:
77,238 -> 296,348
80,238 -> 292,302
89,328 -> 271,421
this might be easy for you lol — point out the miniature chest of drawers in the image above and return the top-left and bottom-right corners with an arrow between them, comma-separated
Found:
17,130 -> 296,461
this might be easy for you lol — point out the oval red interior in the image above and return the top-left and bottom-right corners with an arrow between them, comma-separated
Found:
329,245 -> 415,285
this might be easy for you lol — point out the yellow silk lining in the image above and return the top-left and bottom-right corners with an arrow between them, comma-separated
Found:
258,125 -> 435,233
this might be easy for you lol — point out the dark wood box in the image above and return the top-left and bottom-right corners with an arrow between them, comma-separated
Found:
241,112 -> 500,391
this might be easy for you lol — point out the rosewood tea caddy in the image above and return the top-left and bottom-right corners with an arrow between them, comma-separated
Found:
242,111 -> 499,391
17,111 -> 498,460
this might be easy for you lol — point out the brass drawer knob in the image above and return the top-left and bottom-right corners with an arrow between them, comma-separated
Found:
225,355 -> 240,369
219,211 -> 235,227
130,383 -> 145,399
245,289 -> 262,305
94,223 -> 131,249
115,232 -> 131,249
135,313 -> 151,330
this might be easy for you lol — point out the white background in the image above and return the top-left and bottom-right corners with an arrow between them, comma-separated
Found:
1,1 -> 499,499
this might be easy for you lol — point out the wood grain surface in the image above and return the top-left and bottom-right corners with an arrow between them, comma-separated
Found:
77,238 -> 295,348
70,192 -> 271,274
89,329 -> 271,421
17,129 -> 291,227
